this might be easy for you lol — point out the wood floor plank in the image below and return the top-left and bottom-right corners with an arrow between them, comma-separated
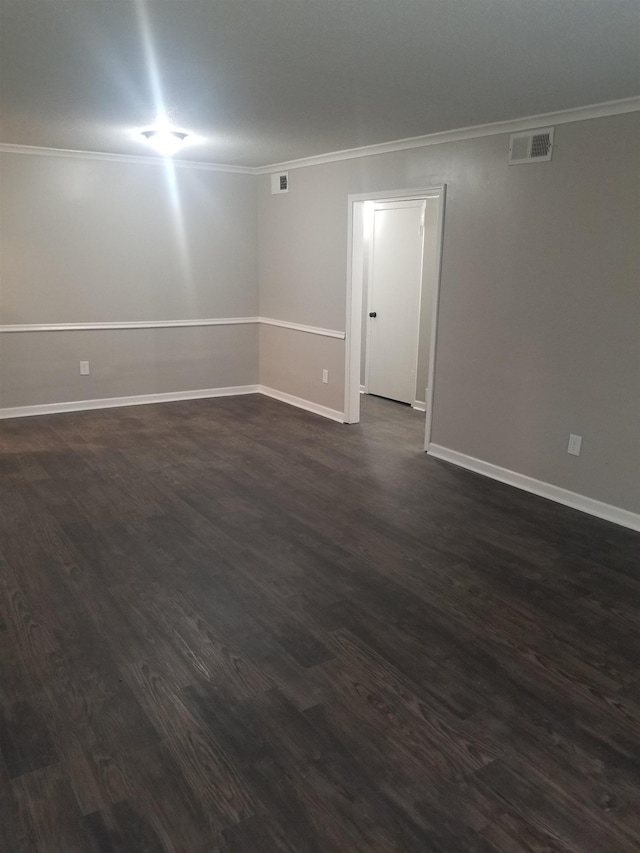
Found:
469,759 -> 638,852
0,629 -> 58,781
0,393 -> 638,851
12,764 -> 100,853
82,741 -> 214,852
115,652 -> 258,833
0,753 -> 38,853
463,704 -> 640,844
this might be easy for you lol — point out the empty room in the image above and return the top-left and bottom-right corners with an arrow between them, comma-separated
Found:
1,1 -> 639,850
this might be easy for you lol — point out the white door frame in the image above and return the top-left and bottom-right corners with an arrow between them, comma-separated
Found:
344,185 -> 446,451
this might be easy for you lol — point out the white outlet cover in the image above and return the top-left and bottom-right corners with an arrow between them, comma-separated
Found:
567,434 -> 582,456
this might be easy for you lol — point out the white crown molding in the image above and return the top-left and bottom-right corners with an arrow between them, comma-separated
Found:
0,142 -> 256,175
427,443 -> 640,533
259,317 -> 346,339
1,97 -> 637,175
255,96 -> 640,173
0,316 -> 346,338
259,386 -> 345,423
0,385 -> 261,420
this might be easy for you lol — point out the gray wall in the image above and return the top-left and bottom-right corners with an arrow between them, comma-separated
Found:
0,326 -> 258,409
0,152 -> 259,407
259,324 -> 344,411
257,113 -> 640,513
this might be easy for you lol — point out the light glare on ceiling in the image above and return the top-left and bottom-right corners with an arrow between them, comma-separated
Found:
140,128 -> 188,156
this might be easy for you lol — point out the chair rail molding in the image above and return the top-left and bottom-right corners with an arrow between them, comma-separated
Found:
0,317 -> 346,339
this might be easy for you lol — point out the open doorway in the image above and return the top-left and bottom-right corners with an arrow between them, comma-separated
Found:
344,186 -> 446,450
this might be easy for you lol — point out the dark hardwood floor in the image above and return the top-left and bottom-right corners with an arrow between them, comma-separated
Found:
1,392 -> 639,852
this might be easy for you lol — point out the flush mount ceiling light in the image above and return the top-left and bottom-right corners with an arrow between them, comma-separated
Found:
140,128 -> 189,156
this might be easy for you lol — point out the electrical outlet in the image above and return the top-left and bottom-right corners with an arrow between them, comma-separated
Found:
80,360 -> 90,376
322,369 -> 329,384
567,434 -> 582,456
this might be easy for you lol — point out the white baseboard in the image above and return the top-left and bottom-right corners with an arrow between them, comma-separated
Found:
259,385 -> 345,423
427,443 -> 640,533
0,383 -> 345,424
2,389 -> 636,530
0,385 -> 260,420
360,384 -> 366,394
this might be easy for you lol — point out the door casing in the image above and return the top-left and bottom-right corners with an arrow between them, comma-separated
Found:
344,185 -> 446,451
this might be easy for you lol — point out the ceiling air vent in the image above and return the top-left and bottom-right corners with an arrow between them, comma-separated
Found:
271,171 -> 289,194
508,127 -> 554,165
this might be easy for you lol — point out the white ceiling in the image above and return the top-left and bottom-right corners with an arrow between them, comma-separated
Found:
1,0 -> 638,167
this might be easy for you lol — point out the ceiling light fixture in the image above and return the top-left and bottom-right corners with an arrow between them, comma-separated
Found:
140,128 -> 188,156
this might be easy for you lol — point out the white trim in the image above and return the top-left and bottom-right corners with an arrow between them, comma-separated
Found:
360,385 -> 366,394
0,386 -> 260,420
412,400 -> 426,413
0,383 -> 344,424
258,317 -> 345,339
344,186 -> 446,433
423,189 -> 446,450
0,316 -> 345,339
255,97 -> 640,173
2,97 -> 637,174
427,444 -> 640,533
363,205 -> 374,395
344,196 -> 363,422
0,142 -> 255,175
258,386 -> 344,423
0,317 -> 259,333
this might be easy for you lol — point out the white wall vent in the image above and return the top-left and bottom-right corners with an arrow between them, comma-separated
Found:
508,127 -> 554,165
271,172 -> 289,193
